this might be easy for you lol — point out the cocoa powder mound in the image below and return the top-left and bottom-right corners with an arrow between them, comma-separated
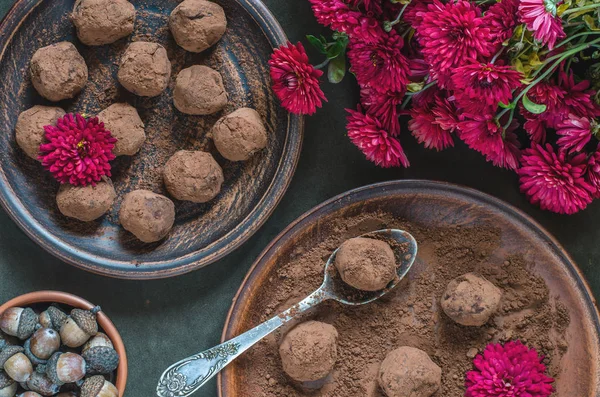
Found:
239,213 -> 570,397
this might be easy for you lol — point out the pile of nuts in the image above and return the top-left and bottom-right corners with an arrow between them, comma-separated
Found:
0,305 -> 119,397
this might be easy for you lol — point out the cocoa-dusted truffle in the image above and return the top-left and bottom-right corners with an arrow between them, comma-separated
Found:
56,179 -> 116,222
441,272 -> 502,327
169,0 -> 227,53
117,41 -> 171,97
71,0 -> 135,46
279,321 -> 338,383
119,190 -> 175,243
30,42 -> 88,101
378,347 -> 441,397
334,237 -> 396,291
98,103 -> 145,156
163,150 -> 224,203
15,106 -> 65,160
173,65 -> 227,115
211,108 -> 268,161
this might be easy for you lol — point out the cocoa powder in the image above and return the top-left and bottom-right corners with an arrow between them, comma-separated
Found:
238,213 -> 570,397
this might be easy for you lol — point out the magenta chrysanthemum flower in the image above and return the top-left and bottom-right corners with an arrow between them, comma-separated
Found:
519,143 -> 595,214
556,114 -> 594,153
346,107 -> 409,168
416,0 -> 494,85
308,0 -> 382,43
404,0 -> 432,28
409,104 -> 454,151
558,69 -> 600,120
483,0 -> 519,44
458,113 -> 521,170
269,42 -> 327,115
465,341 -> 554,397
360,86 -> 403,136
518,0 -> 566,49
452,62 -> 522,109
348,30 -> 410,94
587,147 -> 600,198
432,94 -> 460,133
39,114 -> 116,186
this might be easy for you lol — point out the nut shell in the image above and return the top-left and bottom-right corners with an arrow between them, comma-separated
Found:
0,377 -> 17,397
82,333 -> 113,354
39,307 -> 67,331
26,372 -> 59,396
27,329 -> 60,361
71,308 -> 100,337
46,353 -> 86,385
0,309 -> 23,338
81,375 -> 118,397
17,393 -> 42,397
4,352 -> 33,382
82,346 -> 119,375
0,346 -> 24,368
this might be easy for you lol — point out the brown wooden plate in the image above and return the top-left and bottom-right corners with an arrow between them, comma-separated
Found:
219,180 -> 600,396
0,0 -> 301,279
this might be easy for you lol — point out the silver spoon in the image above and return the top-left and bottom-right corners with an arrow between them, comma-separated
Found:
156,229 -> 418,397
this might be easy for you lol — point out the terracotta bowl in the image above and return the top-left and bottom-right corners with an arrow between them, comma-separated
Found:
0,291 -> 127,396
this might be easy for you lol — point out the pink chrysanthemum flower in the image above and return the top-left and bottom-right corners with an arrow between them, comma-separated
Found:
518,0 -> 566,49
348,30 -> 410,94
483,0 -> 520,44
520,81 -> 566,143
39,114 -> 116,186
416,0 -> 494,85
452,62 -> 523,109
309,0 -> 382,43
556,114 -> 595,153
404,0 -> 433,29
465,341 -> 554,397
432,94 -> 460,133
519,143 -> 595,214
409,104 -> 454,151
346,107 -> 410,168
269,42 -> 327,116
558,69 -> 600,119
586,146 -> 600,198
458,113 -> 521,170
360,86 -> 404,136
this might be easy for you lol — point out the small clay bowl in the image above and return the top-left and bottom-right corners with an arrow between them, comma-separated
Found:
0,291 -> 127,396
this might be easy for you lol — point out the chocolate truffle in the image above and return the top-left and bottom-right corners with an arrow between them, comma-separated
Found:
15,106 -> 65,160
119,190 -> 175,243
173,65 -> 227,115
169,0 -> 227,53
279,321 -> 338,383
163,150 -> 224,203
56,179 -> 116,222
30,42 -> 88,102
378,347 -> 441,397
117,41 -> 171,97
98,103 -> 145,156
211,108 -> 268,161
334,237 -> 396,291
441,273 -> 502,327
71,0 -> 135,46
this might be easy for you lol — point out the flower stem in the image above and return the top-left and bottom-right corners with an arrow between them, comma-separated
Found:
542,31 -> 600,54
491,48 -> 505,64
405,81 -> 438,96
314,59 -> 330,70
384,2 -> 410,31
562,3 -> 600,15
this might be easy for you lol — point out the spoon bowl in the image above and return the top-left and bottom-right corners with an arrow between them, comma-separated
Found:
320,229 -> 418,305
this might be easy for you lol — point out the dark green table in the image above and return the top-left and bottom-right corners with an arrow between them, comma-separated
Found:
0,1 -> 599,396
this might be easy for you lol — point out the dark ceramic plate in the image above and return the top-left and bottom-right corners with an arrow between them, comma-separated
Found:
0,0 -> 302,278
219,180 -> 600,396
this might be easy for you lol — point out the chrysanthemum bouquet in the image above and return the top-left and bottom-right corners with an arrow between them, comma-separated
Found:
268,0 -> 600,214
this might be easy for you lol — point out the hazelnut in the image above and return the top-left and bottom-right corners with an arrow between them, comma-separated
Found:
46,353 -> 86,385
0,346 -> 33,383
38,307 -> 67,332
0,308 -> 38,340
24,328 -> 60,365
80,375 -> 118,397
25,372 -> 59,396
82,333 -> 113,355
60,307 -> 99,348
82,346 -> 119,375
0,371 -> 17,397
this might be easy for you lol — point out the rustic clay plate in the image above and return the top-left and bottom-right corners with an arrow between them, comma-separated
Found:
0,0 -> 302,278
219,180 -> 600,396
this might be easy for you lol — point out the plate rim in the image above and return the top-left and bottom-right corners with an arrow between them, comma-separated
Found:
218,179 -> 600,396
0,0 -> 304,279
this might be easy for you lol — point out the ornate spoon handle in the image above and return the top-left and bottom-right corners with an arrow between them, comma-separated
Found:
157,289 -> 329,397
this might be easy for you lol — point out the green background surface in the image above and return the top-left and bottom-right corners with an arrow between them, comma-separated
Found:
0,1 -> 599,396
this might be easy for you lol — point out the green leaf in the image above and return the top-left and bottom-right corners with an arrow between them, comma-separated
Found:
328,54 -> 346,84
326,34 -> 349,59
306,35 -> 327,54
583,14 -> 600,30
522,94 -> 547,114
407,81 -> 425,93
498,101 -> 516,109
